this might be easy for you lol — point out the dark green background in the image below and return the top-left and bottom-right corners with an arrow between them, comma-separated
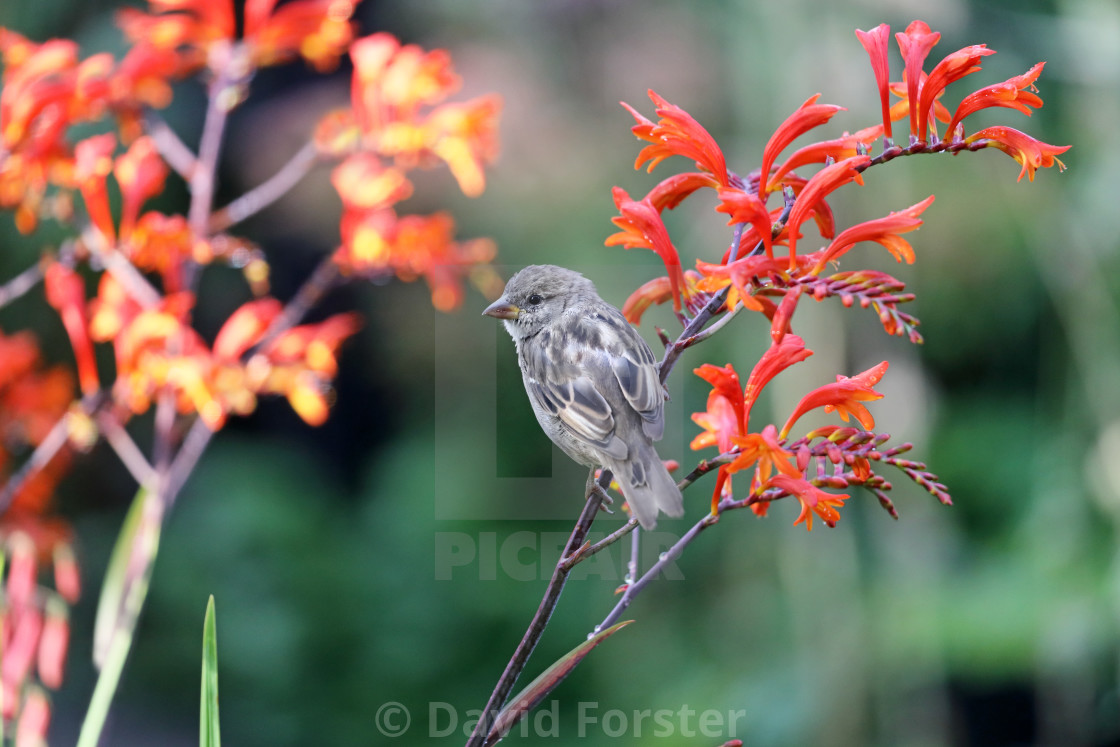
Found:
1,0 -> 1115,745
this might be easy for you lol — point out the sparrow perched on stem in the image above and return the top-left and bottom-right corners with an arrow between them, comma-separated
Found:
483,265 -> 684,529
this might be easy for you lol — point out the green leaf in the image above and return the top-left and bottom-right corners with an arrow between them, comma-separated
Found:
78,487 -> 163,747
93,486 -> 151,667
485,620 -> 633,746
200,595 -> 221,747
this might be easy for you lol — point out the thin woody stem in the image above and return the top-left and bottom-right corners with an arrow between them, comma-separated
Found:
165,417 -> 215,509
465,470 -> 612,747
144,112 -> 198,180
251,256 -> 343,355
209,140 -> 321,233
597,514 -> 718,632
0,392 -> 104,515
0,262 -> 44,310
96,413 -> 156,487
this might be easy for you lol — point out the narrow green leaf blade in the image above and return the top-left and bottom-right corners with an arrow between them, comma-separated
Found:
93,487 -> 149,667
200,595 -> 220,747
79,488 -> 163,747
485,620 -> 633,746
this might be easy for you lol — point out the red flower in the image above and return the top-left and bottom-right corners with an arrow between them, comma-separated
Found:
895,20 -> 941,140
74,134 -> 118,243
769,285 -> 802,344
917,44 -> 994,142
212,299 -> 282,362
947,62 -> 1046,137
345,33 -> 501,197
113,136 -> 168,239
781,360 -> 889,438
44,263 -> 99,395
620,270 -> 703,325
332,154 -> 413,211
336,209 -> 497,311
759,94 -> 845,195
745,334 -> 813,430
695,254 -> 816,312
716,188 -> 774,259
770,125 -> 882,186
811,195 -> 934,272
691,363 -> 745,453
785,155 -> 870,267
622,90 -> 729,186
728,424 -> 799,484
855,24 -> 893,140
606,187 -> 686,312
964,126 -> 1070,182
647,172 -> 720,212
117,0 -> 356,76
767,474 -> 849,531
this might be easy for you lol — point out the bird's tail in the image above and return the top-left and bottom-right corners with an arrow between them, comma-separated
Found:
610,445 -> 684,531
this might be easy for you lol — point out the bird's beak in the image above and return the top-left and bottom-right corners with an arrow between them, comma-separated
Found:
482,298 -> 520,320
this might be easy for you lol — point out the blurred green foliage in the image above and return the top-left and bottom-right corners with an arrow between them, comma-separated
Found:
2,0 -> 1118,745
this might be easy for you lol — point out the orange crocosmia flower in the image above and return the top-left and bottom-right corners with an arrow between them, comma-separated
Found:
89,274 -> 143,341
351,32 -> 460,125
813,194 -> 934,272
620,270 -> 702,325
744,334 -> 813,430
213,298 -> 283,362
770,125 -> 882,187
856,24 -> 893,140
344,33 -> 501,198
917,44 -> 994,142
419,95 -> 502,198
336,207 -> 396,272
728,424 -> 800,485
606,187 -> 686,312
398,217 -> 497,312
621,90 -> 729,186
695,254 -> 804,313
113,37 -> 180,110
769,285 -> 802,344
758,94 -> 845,195
715,188 -> 773,259
773,171 -> 838,244
242,0 -> 356,72
646,172 -> 720,212
44,263 -> 99,395
118,0 -> 355,76
115,308 -> 203,377
265,313 -> 361,377
781,360 -> 889,439
691,363 -> 745,453
114,136 -> 168,238
336,208 -> 495,312
313,108 -> 361,156
768,473 -> 848,531
74,133 -> 118,243
894,20 -> 941,139
123,212 -> 194,292
964,126 -> 1070,182
785,154 -> 870,268
0,36 -> 80,147
332,153 -> 413,211
947,62 -> 1046,137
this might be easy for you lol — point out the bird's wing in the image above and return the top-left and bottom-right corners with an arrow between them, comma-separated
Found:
528,374 -> 626,460
599,308 -> 665,440
523,303 -> 665,459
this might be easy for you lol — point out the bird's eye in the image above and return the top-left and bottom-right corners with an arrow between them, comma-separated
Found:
527,293 -> 543,306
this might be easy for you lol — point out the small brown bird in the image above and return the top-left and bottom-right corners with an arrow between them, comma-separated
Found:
483,265 -> 684,529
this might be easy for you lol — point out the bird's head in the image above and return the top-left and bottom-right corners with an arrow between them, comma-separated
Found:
482,265 -> 595,340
